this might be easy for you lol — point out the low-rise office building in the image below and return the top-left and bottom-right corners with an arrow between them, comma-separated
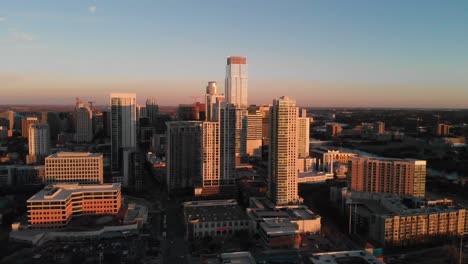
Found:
27,183 -> 121,228
45,152 -> 104,184
0,165 -> 44,187
183,199 -> 250,240
306,250 -> 384,264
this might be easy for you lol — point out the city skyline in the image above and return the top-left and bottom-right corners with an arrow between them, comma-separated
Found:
1,1 -> 468,108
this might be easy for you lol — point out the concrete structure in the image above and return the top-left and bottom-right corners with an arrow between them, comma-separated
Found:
183,200 -> 249,240
122,148 -> 142,190
45,152 -> 103,184
307,250 -> 384,264
348,156 -> 426,197
219,252 -> 256,264
166,121 -> 202,191
310,148 -> 357,175
21,117 -> 39,138
27,123 -> 50,164
269,96 -> 299,205
259,219 -> 302,248
200,122 -> 221,192
343,191 -> 468,246
297,171 -> 334,184
259,105 -> 271,148
0,165 -> 44,187
0,110 -> 16,137
226,56 -> 248,107
178,103 -> 201,121
110,93 -> 136,172
74,100 -> 93,143
298,110 -> 310,158
27,183 -> 121,228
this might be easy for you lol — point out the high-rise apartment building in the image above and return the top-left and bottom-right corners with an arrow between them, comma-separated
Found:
75,101 -> 93,143
45,152 -> 103,184
220,104 -> 239,182
436,123 -> 451,136
326,123 -> 342,137
348,156 -> 426,197
298,110 -> 310,158
110,93 -> 136,172
225,56 -> 248,107
242,110 -> 262,158
166,121 -> 203,192
27,123 -> 50,164
269,96 -> 299,205
205,81 -> 225,122
21,117 -> 39,138
201,122 -> 221,189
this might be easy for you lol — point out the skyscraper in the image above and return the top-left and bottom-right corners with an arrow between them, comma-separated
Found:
146,97 -> 159,125
205,81 -> 225,121
347,156 -> 426,197
75,100 -> 93,143
166,121 -> 202,192
110,93 -> 136,172
220,104 -> 236,182
21,117 -> 39,138
242,109 -> 263,158
27,123 -> 51,164
298,109 -> 310,158
269,96 -> 299,205
200,122 -> 221,192
225,56 -> 248,107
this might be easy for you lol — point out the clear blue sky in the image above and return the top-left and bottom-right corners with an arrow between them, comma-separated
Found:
1,0 -> 468,107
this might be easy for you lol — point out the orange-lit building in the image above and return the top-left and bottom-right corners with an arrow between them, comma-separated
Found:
436,123 -> 451,136
326,123 -> 342,137
27,183 -> 121,228
21,117 -> 39,138
348,157 -> 426,197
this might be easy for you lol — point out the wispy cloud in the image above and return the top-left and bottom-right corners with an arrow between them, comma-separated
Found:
0,17 -> 6,23
88,6 -> 97,14
9,29 -> 37,42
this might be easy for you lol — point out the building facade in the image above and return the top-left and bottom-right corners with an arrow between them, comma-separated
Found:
27,123 -> 51,164
268,96 -> 299,205
110,93 -> 137,172
297,112 -> 310,158
21,117 -> 39,138
225,56 -> 248,108
348,156 -> 426,197
205,81 -> 225,122
75,101 -> 93,143
27,183 -> 122,228
45,152 -> 103,184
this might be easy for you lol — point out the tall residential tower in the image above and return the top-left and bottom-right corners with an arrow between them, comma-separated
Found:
268,96 -> 299,205
225,56 -> 248,108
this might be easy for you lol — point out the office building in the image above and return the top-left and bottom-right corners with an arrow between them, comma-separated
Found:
27,183 -> 121,228
225,56 -> 248,107
205,81 -> 225,121
146,97 -> 158,125
45,152 -> 103,184
298,110 -> 310,158
166,121 -> 202,192
178,103 -> 201,121
27,123 -> 50,165
110,93 -> 136,171
269,96 -> 299,205
122,147 -> 142,190
183,200 -> 250,240
343,191 -> 468,246
21,117 -> 39,138
0,110 -> 16,137
348,156 -> 426,197
0,165 -> 44,187
74,100 -> 93,143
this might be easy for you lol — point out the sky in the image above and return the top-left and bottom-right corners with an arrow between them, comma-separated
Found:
0,0 -> 467,108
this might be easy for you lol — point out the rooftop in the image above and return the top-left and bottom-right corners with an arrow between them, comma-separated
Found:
183,200 -> 247,223
308,250 -> 384,264
259,219 -> 299,236
28,183 -> 121,202
47,152 -> 103,158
